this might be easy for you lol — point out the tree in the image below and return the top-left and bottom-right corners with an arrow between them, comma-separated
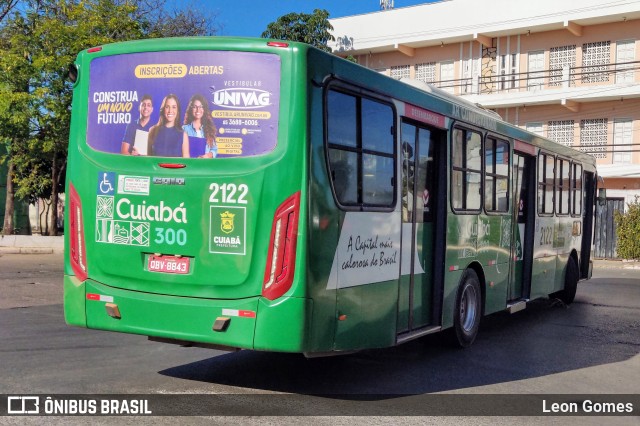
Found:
0,0 -> 20,23
0,7 -> 36,234
142,2 -> 221,37
262,9 -> 334,52
0,0 -> 220,235
0,0 -> 145,235
614,197 -> 640,260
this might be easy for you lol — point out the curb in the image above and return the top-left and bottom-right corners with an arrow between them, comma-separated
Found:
0,247 -> 56,255
594,260 -> 640,269
0,235 -> 63,255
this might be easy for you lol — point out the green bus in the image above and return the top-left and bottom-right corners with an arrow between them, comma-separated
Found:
64,37 -> 597,355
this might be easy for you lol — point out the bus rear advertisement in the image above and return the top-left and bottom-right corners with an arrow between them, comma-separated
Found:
64,37 -> 597,356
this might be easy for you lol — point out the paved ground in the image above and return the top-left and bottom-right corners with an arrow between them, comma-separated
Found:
1,252 -> 639,424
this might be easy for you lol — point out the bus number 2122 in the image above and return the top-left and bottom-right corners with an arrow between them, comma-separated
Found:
209,183 -> 249,204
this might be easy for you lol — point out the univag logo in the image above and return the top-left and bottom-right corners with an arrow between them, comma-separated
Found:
211,88 -> 271,109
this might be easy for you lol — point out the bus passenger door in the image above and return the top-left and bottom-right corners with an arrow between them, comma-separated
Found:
509,152 -> 535,301
398,121 -> 440,333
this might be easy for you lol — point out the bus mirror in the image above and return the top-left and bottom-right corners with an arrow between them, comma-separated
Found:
597,188 -> 607,206
68,64 -> 78,84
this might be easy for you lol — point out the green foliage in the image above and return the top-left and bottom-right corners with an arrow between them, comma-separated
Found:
0,0 -> 220,234
1,0 -> 147,203
614,196 -> 640,260
262,9 -> 335,52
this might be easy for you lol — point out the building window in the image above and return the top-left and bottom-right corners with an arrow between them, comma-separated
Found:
461,59 -> 472,94
390,65 -> 410,80
580,118 -> 608,159
616,40 -> 636,84
439,61 -> 455,93
499,53 -> 518,90
451,127 -> 482,212
582,41 -> 611,83
613,119 -> 633,164
484,137 -> 510,212
326,88 -> 396,209
549,45 -> 576,87
415,62 -> 436,84
527,50 -> 545,90
525,122 -> 544,136
547,120 -> 574,147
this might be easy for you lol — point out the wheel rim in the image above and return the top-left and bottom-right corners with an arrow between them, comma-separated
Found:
460,283 -> 478,332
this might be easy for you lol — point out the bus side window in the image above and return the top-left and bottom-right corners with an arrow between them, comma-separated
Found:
538,152 -> 555,215
361,98 -> 394,206
329,150 -> 357,204
557,158 -> 570,215
484,137 -> 510,213
327,90 -> 358,205
571,163 -> 583,216
452,127 -> 482,212
326,86 -> 395,209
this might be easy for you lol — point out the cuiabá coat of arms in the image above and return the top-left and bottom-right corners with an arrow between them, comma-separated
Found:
220,211 -> 235,234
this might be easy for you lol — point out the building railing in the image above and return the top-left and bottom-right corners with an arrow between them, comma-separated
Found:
422,60 -> 640,96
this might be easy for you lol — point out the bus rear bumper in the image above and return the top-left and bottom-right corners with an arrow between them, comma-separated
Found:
253,296 -> 312,352
64,275 -> 87,327
63,276 -> 312,352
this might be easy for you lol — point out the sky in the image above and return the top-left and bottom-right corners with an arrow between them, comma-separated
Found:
210,0 -> 438,38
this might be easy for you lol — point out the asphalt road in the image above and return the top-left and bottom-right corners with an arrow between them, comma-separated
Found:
0,253 -> 638,424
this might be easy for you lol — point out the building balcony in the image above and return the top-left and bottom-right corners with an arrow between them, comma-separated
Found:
421,61 -> 640,109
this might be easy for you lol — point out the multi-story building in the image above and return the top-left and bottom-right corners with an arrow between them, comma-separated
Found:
330,0 -> 640,257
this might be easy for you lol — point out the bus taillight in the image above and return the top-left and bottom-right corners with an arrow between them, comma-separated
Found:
267,42 -> 289,48
262,192 -> 301,300
69,183 -> 88,282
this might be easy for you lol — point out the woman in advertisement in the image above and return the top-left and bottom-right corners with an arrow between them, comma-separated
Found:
183,94 -> 218,158
148,94 -> 190,157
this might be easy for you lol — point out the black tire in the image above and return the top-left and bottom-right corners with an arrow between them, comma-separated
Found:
558,257 -> 578,305
452,269 -> 482,348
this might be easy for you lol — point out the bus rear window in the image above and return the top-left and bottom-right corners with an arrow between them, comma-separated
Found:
86,51 -> 280,158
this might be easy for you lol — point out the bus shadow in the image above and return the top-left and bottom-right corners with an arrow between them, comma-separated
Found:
159,294 -> 638,398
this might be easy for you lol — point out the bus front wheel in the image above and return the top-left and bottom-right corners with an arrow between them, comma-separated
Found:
452,269 -> 482,348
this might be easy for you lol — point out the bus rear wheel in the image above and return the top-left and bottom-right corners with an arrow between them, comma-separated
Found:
452,269 -> 482,348
557,257 -> 578,305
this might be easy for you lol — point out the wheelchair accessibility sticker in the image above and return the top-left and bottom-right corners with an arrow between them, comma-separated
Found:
98,171 -> 116,195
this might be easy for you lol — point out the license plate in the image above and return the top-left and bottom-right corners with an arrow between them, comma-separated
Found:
148,255 -> 190,274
